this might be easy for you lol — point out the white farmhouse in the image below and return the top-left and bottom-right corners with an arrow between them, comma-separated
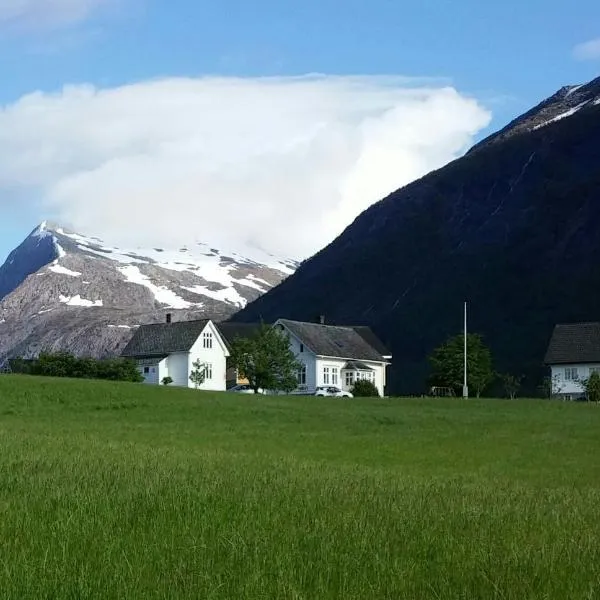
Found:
121,315 -> 230,390
544,322 -> 600,400
274,319 -> 392,396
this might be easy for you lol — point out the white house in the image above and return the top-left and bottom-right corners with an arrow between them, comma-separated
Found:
544,322 -> 600,399
274,318 -> 392,396
121,315 -> 230,390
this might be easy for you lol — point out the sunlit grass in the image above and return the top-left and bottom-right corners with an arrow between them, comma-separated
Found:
0,375 -> 599,598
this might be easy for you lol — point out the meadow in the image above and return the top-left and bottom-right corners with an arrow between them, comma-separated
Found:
0,375 -> 599,599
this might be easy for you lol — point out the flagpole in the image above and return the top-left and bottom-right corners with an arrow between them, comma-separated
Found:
463,301 -> 469,399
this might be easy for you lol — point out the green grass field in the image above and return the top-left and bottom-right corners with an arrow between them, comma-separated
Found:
0,375 -> 599,599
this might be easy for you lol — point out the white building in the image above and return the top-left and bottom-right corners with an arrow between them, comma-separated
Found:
274,319 -> 392,397
544,322 -> 600,399
121,316 -> 230,390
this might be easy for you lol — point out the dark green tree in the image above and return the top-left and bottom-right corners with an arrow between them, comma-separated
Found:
161,376 -> 173,386
351,379 -> 380,397
231,324 -> 301,394
429,333 -> 493,398
584,371 -> 600,403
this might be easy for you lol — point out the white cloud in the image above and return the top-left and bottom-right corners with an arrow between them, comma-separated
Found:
0,0 -> 109,29
573,38 -> 600,61
0,75 -> 491,259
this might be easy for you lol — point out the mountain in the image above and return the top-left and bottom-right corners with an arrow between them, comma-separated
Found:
232,76 -> 600,394
0,223 -> 296,361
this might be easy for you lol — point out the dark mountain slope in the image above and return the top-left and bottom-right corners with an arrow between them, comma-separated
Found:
232,79 -> 600,394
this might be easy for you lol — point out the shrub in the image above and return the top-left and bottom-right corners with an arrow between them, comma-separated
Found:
162,376 -> 173,386
9,352 -> 143,383
351,379 -> 380,397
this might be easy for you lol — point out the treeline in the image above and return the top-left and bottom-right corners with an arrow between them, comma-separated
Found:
8,352 -> 143,383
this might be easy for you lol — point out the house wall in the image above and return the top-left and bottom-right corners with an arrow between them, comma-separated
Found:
167,352 -> 190,387
187,321 -> 228,391
137,358 -> 169,385
285,329 -> 317,393
550,363 -> 600,397
316,358 -> 387,396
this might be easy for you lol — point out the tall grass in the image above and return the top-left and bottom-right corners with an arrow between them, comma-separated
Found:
0,375 -> 599,598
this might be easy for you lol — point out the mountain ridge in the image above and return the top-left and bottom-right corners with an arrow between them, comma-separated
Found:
0,223 -> 296,361
231,76 -> 600,394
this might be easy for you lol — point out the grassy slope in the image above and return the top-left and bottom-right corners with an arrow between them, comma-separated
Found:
0,376 -> 599,599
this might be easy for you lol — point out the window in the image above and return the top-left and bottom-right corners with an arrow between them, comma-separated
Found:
565,367 -> 579,381
203,332 -> 213,349
143,367 -> 150,374
323,367 -> 330,385
345,372 -> 354,387
300,344 -> 304,353
204,363 -> 213,380
331,367 -> 339,386
297,364 -> 306,385
590,367 -> 600,375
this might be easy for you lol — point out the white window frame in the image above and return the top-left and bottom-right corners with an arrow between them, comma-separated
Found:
204,363 -> 213,380
323,367 -> 330,385
345,371 -> 354,388
331,367 -> 339,386
203,332 -> 213,349
565,367 -> 579,381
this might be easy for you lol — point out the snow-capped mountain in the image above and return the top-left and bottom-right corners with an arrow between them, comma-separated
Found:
0,222 -> 297,360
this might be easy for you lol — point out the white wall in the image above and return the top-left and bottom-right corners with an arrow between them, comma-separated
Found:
316,358 -> 387,396
550,363 -> 600,396
167,353 -> 189,387
187,321 -> 229,391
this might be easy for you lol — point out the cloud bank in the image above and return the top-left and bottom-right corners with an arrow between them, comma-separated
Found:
0,0 -> 109,29
0,75 -> 491,258
573,38 -> 600,61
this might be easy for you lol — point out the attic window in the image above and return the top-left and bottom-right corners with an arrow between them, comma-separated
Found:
203,332 -> 213,349
300,344 -> 304,353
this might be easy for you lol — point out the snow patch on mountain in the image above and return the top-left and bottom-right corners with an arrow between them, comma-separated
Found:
181,284 -> 246,308
533,100 -> 591,130
49,264 -> 82,277
118,265 -> 200,309
59,295 -> 103,307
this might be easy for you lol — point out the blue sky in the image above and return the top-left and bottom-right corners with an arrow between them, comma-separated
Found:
0,0 -> 599,261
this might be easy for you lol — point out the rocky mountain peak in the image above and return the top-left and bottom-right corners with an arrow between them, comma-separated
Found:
0,223 -> 296,361
470,75 -> 600,153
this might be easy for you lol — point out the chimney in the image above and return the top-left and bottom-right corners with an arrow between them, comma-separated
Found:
319,315 -> 325,325
166,313 -> 172,324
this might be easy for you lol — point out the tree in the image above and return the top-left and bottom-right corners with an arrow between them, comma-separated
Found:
161,376 -> 173,386
500,373 -> 522,400
351,379 -> 380,397
429,333 -> 493,398
230,323 -> 301,394
189,360 -> 207,389
584,371 -> 600,403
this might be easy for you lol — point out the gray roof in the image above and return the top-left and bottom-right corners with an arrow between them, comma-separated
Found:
350,326 -> 392,357
121,319 -> 210,357
278,319 -> 385,362
216,322 -> 264,350
544,322 -> 600,365
343,361 -> 374,371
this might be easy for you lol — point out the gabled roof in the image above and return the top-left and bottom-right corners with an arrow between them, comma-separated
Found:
277,319 -> 386,362
544,322 -> 600,365
216,322 -> 265,351
121,319 -> 210,357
